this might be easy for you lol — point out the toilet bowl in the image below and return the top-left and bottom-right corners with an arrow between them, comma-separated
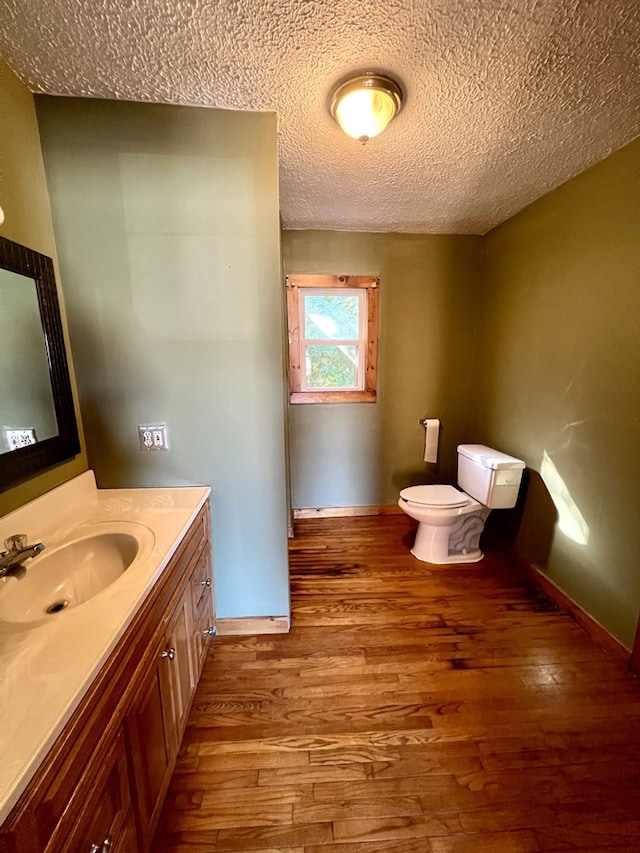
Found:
398,445 -> 525,565
398,484 -> 488,564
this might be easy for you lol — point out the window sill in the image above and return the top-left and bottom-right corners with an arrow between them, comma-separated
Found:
290,390 -> 377,404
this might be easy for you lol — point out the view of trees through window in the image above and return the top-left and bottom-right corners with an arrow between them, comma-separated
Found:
302,292 -> 361,389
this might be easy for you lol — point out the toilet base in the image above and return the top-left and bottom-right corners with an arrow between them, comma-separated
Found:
410,545 -> 483,565
408,506 -> 490,564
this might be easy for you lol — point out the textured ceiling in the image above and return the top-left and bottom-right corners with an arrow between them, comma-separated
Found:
1,0 -> 639,234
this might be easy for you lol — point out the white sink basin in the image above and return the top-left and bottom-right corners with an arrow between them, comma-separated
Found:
0,522 -> 155,626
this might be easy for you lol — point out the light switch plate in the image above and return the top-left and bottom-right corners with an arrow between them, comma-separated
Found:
138,423 -> 169,451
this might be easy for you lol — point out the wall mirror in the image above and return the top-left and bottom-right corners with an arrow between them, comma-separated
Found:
0,235 -> 80,491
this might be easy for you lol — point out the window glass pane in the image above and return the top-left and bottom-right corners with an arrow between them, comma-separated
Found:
305,344 -> 359,388
303,293 -> 360,340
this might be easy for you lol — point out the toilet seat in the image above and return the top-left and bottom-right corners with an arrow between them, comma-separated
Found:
399,484 -> 470,508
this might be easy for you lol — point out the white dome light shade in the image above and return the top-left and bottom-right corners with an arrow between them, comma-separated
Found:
330,74 -> 403,143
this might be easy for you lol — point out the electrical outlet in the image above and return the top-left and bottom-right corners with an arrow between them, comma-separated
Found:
4,428 -> 37,450
138,423 -> 169,451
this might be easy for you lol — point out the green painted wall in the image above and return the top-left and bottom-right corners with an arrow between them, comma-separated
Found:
478,137 -> 640,648
36,97 -> 289,621
0,64 -> 86,517
282,230 -> 482,507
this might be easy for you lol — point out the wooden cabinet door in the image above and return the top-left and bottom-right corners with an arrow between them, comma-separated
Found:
63,729 -> 135,853
127,584 -> 197,848
160,585 -> 197,751
125,646 -> 174,850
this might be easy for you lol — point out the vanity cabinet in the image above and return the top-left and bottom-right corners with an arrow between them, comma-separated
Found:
0,501 -> 214,853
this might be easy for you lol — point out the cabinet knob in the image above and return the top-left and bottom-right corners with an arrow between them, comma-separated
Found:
88,837 -> 112,853
202,625 -> 216,636
161,647 -> 176,660
200,577 -> 212,587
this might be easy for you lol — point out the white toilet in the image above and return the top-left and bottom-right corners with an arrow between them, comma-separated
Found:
398,444 -> 525,564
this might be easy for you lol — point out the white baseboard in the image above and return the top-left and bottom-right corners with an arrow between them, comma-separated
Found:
215,616 -> 290,636
293,504 -> 403,519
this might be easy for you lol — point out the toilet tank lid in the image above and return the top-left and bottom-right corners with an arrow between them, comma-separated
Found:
458,444 -> 526,470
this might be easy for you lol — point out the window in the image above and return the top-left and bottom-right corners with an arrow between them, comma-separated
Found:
285,274 -> 379,403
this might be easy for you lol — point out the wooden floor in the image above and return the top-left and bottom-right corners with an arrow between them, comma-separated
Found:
152,515 -> 640,852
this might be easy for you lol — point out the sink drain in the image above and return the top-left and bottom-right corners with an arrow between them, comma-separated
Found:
44,599 -> 70,615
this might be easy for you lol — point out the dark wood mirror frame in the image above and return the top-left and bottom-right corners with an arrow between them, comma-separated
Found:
0,235 -> 80,491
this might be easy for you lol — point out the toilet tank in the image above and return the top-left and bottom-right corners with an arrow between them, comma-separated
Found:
457,444 -> 525,509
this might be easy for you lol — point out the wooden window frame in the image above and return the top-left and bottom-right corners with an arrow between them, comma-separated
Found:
286,274 -> 379,404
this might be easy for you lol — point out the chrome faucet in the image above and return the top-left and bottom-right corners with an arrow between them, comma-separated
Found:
0,534 -> 45,579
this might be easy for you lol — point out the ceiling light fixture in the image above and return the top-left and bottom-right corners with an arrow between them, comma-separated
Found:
330,73 -> 403,144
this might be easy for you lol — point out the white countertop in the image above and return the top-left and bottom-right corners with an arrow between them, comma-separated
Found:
0,471 -> 210,824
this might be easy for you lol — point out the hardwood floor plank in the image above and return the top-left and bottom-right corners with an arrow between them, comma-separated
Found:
181,749 -> 311,771
311,774 -> 488,805
169,768 -> 259,790
219,849 -> 304,853
307,745 -> 402,766
151,515 -> 640,852
370,744 -> 482,777
305,840 -> 433,853
258,764 -> 367,786
162,800 -> 294,832
332,813 -> 462,843
281,674 -> 400,699
294,793 -> 425,823
429,831 -> 540,852
215,823 -> 333,850
198,785 -> 312,809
